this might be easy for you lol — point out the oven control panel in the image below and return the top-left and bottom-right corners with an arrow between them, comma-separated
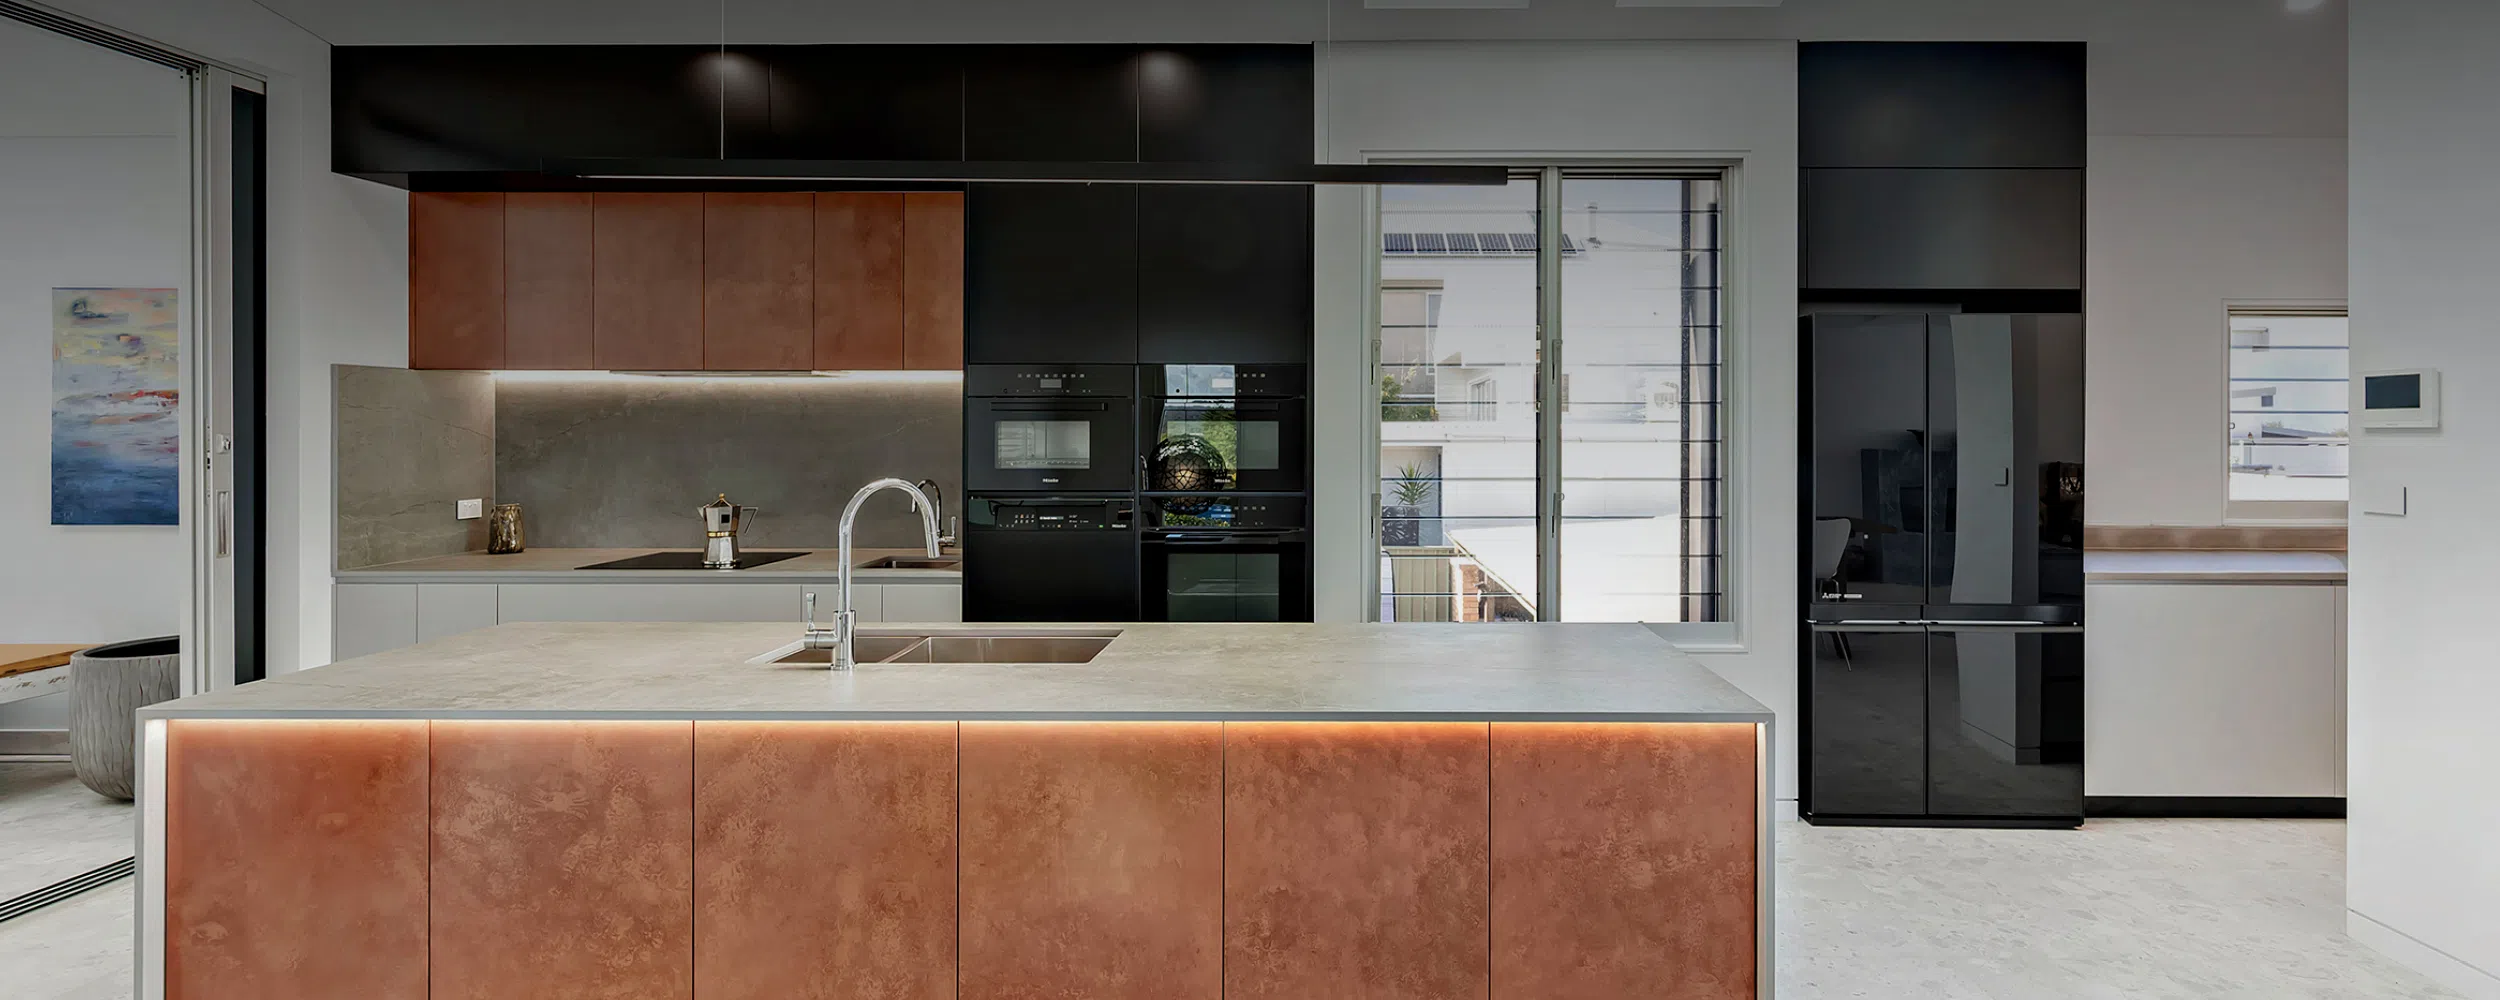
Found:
970,497 -> 1135,530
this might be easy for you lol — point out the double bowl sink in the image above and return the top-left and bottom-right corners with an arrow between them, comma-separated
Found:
756,628 -> 1119,666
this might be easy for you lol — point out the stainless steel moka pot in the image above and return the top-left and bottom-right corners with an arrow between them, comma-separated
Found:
697,493 -> 759,569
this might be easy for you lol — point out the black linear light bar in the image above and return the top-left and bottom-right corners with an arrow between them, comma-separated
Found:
545,158 -> 1510,187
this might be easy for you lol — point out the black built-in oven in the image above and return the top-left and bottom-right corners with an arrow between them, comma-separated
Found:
1141,364 -> 1308,495
964,364 -> 1135,494
964,496 -> 1140,622
1140,495 -> 1312,622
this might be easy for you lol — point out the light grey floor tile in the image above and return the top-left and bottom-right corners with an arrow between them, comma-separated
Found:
0,877 -> 130,1000
0,763 -> 133,898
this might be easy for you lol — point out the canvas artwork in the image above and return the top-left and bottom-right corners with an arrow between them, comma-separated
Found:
52,287 -> 180,526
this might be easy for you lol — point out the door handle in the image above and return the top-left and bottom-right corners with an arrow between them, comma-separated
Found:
214,489 -> 233,558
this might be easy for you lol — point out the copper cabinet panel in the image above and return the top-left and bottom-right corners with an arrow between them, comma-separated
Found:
1224,722 -> 1490,1000
1490,723 -> 1758,1000
504,192 -> 595,369
704,192 -> 816,370
959,721 -> 1222,1000
430,720 -> 695,1000
410,191 -> 504,369
593,192 -> 704,370
902,192 -> 965,370
813,192 -> 906,370
166,720 -> 430,1000
694,721 -> 957,1000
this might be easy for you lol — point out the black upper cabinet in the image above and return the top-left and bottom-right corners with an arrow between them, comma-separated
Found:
1136,46 -> 1314,165
336,43 -> 1316,182
966,184 -> 1139,364
1137,185 -> 1312,364
336,45 -> 730,175
1800,42 -> 2086,169
741,46 -> 965,160
963,46 -> 1139,162
1803,168 -> 2084,291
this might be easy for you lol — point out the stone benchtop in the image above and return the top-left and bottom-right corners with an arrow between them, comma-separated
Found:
141,621 -> 1772,724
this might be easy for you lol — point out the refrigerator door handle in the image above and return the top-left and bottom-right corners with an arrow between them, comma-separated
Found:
1927,622 -> 2086,633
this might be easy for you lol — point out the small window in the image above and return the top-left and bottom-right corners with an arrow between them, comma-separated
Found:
2226,308 -> 2347,520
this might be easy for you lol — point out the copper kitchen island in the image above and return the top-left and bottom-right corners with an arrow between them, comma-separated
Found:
137,621 -> 1775,1000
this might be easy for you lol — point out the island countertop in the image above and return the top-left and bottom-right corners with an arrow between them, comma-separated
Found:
140,621 -> 1772,723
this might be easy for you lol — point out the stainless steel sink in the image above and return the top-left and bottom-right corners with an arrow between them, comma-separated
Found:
857,556 -> 962,570
760,628 -> 1118,666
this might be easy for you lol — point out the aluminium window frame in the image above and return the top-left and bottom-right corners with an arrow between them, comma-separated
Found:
2222,301 -> 2351,525
1366,162 -> 1738,637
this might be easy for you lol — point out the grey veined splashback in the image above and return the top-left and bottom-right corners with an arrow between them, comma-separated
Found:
493,376 -> 963,550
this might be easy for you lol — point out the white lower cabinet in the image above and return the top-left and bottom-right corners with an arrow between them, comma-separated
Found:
333,584 -> 417,661
878,583 -> 964,623
802,584 -> 882,625
416,584 -> 499,642
2086,581 -> 2343,798
335,579 -> 965,662
496,583 -> 805,623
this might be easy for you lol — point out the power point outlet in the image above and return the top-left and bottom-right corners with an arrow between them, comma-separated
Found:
456,498 -> 484,520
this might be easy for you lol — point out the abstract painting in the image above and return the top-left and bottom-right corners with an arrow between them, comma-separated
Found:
52,288 -> 179,525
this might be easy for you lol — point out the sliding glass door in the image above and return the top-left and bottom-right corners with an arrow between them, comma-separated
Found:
1376,169 -> 1727,624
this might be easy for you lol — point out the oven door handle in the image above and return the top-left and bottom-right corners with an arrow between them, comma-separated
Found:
1148,530 -> 1303,544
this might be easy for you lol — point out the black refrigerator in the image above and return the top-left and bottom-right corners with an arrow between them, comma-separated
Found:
1801,312 -> 2087,828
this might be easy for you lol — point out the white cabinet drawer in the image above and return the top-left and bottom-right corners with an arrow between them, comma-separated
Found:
801,584 -> 882,624
417,584 -> 499,642
333,584 -> 418,661
496,583 -> 804,623
879,584 -> 963,624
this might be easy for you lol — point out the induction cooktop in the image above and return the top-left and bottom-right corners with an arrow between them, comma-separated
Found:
576,551 -> 809,571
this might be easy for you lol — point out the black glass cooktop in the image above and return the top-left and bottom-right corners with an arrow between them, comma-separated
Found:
576,551 -> 809,571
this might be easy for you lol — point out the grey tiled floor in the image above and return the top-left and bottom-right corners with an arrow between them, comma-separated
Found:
0,815 -> 2466,1000
0,763 -> 132,898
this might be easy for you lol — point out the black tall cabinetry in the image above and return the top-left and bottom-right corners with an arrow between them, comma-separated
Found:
1802,312 -> 2086,827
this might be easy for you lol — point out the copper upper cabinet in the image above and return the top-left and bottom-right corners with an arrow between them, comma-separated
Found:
409,191 -> 505,369
703,192 -> 815,370
503,192 -> 595,370
902,192 -> 965,369
593,192 -> 704,370
814,192 -> 906,370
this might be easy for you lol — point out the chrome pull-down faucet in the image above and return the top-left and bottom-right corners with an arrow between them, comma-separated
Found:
803,477 -> 945,670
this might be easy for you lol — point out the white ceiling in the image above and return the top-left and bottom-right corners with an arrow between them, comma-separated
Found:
251,0 -> 2340,55
240,0 -> 1951,46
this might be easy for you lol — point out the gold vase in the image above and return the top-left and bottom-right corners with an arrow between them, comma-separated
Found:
486,503 -> 525,554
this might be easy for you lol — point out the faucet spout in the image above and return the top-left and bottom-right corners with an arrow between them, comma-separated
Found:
805,478 -> 947,670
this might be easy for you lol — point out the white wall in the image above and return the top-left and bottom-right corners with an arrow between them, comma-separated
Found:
53,0 -> 411,676
2345,2 -> 2500,996
0,19 -> 190,726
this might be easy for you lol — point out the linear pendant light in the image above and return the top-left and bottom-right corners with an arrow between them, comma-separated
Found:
545,157 -> 1511,187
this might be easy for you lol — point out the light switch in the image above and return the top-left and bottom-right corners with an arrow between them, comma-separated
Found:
456,498 -> 484,520
2357,482 -> 2407,518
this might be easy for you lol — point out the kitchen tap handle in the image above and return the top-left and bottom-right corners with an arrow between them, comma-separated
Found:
804,591 -> 818,630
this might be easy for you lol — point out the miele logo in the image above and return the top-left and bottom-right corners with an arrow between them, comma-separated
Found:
1042,477 -> 1061,483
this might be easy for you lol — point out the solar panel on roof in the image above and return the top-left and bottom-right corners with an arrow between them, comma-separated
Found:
1445,233 -> 1479,253
1509,232 -> 1537,252
1414,233 -> 1447,254
1559,233 -> 1579,253
1383,232 -> 1415,254
1475,233 -> 1510,253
